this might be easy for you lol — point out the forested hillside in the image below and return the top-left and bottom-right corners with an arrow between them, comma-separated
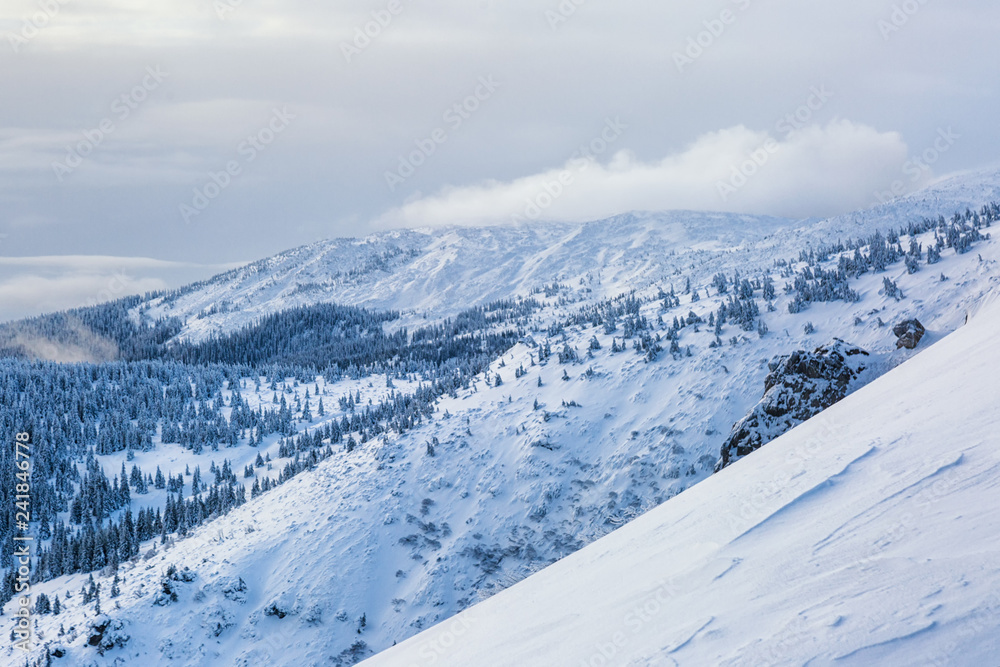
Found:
1,182 -> 998,665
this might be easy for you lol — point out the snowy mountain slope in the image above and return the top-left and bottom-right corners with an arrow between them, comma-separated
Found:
139,210 -> 795,344
5,201 -> 998,666
127,166 -> 1000,346
2,167 -> 999,666
362,289 -> 1000,667
815,165 -> 1000,233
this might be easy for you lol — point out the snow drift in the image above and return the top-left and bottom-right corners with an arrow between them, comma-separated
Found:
364,293 -> 1000,666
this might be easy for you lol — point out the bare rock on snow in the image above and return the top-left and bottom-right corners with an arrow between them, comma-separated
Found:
893,319 -> 926,349
716,339 -> 870,471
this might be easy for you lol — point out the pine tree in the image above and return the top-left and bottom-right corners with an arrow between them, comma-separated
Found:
927,244 -> 941,264
130,464 -> 143,490
882,277 -> 903,301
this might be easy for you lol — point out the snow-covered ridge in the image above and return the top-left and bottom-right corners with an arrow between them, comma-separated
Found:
363,288 -> 1000,667
142,210 -> 795,343
138,166 -> 1000,344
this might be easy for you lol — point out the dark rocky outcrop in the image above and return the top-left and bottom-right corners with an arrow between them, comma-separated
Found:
716,339 -> 870,471
893,319 -> 925,349
86,617 -> 130,654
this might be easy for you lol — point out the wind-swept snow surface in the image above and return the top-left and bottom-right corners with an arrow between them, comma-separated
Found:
364,294 -> 1000,666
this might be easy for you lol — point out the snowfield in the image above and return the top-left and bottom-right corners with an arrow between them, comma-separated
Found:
363,282 -> 1000,667
2,166 -> 999,666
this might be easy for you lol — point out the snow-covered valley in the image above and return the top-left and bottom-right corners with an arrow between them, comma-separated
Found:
1,167 -> 999,666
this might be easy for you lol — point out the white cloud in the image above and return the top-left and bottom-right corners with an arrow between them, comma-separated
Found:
376,120 -> 918,228
0,256 -> 244,322
0,255 -> 238,270
0,1 -> 994,265
0,271 -> 165,322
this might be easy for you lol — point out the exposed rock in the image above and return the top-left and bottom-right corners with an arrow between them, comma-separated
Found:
86,617 -> 130,654
261,591 -> 300,620
893,319 -> 926,349
263,603 -> 288,619
716,339 -> 870,471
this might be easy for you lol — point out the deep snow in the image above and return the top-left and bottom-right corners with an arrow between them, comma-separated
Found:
363,278 -> 1000,667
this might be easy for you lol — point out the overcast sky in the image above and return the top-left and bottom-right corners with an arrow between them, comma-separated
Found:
1,0 -> 998,321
